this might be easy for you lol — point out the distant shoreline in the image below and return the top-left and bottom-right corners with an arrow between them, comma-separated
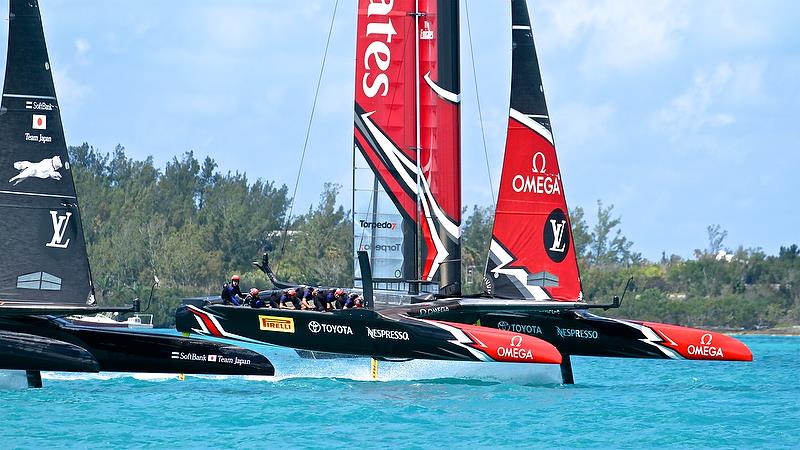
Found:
723,326 -> 800,336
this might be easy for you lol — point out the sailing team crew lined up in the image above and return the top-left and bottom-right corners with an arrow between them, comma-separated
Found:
219,278 -> 363,311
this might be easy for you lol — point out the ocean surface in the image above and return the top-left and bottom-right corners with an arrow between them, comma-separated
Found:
1,335 -> 797,449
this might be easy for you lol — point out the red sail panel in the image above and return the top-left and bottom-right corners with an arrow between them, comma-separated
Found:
486,115 -> 581,301
352,0 -> 461,294
484,0 -> 582,301
354,0 -> 416,169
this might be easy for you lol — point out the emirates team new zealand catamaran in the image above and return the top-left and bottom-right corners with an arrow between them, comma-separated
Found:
177,0 -> 752,383
0,0 -> 274,387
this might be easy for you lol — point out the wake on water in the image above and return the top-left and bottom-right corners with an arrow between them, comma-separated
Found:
46,358 -> 560,385
0,370 -> 30,389
259,348 -> 562,384
37,362 -> 559,386
2,342 -> 563,388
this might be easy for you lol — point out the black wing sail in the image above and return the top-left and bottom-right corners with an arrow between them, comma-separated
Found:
0,0 -> 94,308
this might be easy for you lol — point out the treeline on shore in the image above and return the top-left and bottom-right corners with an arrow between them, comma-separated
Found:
71,145 -> 799,328
72,144 -> 351,326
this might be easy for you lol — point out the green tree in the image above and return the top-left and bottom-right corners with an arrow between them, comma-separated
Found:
587,200 -> 639,267
277,183 -> 352,287
569,205 -> 591,267
69,144 -> 291,325
706,224 -> 728,256
461,205 -> 495,294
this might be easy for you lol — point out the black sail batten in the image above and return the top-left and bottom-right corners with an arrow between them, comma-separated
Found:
435,0 -> 459,95
431,0 -> 462,296
0,0 -> 95,308
509,0 -> 550,129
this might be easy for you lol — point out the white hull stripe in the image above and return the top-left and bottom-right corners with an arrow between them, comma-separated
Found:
187,305 -> 266,345
510,108 -> 553,145
3,93 -> 57,100
360,112 -> 460,280
458,299 -> 584,308
489,239 -> 552,301
582,312 -> 683,359
415,318 -> 493,362
423,72 -> 460,104
0,190 -> 76,199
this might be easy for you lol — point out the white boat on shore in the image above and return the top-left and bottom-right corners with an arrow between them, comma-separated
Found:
67,313 -> 154,329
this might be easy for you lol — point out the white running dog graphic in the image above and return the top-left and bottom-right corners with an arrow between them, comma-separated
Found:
9,155 -> 63,185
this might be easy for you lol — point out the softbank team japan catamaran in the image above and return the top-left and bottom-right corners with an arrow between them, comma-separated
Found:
177,0 -> 752,382
0,0 -> 274,388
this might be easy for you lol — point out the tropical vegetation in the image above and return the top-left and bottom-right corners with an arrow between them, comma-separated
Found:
71,145 -> 799,329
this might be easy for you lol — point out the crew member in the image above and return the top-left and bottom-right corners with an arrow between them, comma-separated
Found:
343,293 -> 360,309
221,275 -> 246,306
280,289 -> 301,309
323,288 -> 337,310
299,287 -> 315,310
248,288 -> 264,308
334,288 -> 347,309
267,290 -> 281,308
312,288 -> 327,311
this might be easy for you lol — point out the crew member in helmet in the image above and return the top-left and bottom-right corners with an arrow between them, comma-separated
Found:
333,288 -> 347,309
279,288 -> 301,309
221,275 -> 246,306
248,288 -> 264,308
343,293 -> 360,309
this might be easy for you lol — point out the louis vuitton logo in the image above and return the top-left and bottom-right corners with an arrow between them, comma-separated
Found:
45,211 -> 71,249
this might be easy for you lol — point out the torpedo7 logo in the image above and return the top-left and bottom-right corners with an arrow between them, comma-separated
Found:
359,220 -> 397,231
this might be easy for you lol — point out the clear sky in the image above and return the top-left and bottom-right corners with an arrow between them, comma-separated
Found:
5,0 -> 799,260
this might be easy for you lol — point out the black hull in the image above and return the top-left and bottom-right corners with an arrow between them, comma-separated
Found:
393,298 -> 752,361
177,297 -> 751,370
176,304 -> 563,365
0,329 -> 98,372
448,309 -> 714,359
0,316 -> 274,376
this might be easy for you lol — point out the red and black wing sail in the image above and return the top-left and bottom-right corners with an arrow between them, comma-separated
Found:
417,0 -> 461,294
483,0 -> 582,301
353,0 -> 461,294
0,0 -> 96,309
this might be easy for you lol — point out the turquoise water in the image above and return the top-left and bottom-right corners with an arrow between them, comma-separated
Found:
1,335 -> 798,449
